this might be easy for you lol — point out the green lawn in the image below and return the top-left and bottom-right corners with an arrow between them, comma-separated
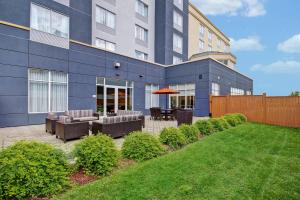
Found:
55,123 -> 300,200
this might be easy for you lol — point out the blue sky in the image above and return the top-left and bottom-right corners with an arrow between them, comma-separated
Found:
191,0 -> 300,95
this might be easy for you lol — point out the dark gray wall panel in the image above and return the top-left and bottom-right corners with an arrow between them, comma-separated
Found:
0,64 -> 27,78
0,77 -> 27,96
0,48 -> 28,66
29,54 -> 68,72
0,96 -> 28,115
0,33 -> 28,53
29,41 -> 69,61
0,114 -> 28,128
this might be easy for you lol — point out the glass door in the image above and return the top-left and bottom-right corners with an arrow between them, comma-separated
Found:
118,88 -> 126,111
106,87 -> 116,113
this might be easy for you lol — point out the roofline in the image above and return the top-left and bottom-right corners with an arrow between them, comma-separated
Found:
188,3 -> 230,42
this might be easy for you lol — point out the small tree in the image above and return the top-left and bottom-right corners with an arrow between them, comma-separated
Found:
290,91 -> 300,96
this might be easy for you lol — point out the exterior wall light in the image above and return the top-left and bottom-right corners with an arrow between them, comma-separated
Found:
114,62 -> 121,69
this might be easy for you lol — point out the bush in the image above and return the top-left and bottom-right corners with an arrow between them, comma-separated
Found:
194,120 -> 214,135
209,118 -> 225,132
219,117 -> 230,129
0,141 -> 69,199
179,124 -> 199,144
160,127 -> 186,150
122,132 -> 164,161
223,115 -> 239,127
232,113 -> 247,123
73,135 -> 119,176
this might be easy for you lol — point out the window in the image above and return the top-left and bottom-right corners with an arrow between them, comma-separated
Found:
96,6 -> 115,29
135,0 -> 148,17
145,84 -> 159,109
173,33 -> 183,53
173,56 -> 182,64
199,39 -> 204,51
217,38 -> 221,48
135,50 -> 148,60
169,84 -> 195,109
208,44 -> 212,51
29,68 -> 68,113
173,11 -> 183,32
31,4 -> 69,38
199,24 -> 205,37
135,25 -> 148,42
231,88 -> 245,96
173,0 -> 183,10
95,38 -> 116,52
211,83 -> 220,96
225,45 -> 230,52
246,91 -> 252,95
208,31 -> 212,42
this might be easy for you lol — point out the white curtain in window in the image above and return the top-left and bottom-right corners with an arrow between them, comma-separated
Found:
51,83 -> 67,112
96,6 -> 105,24
152,85 -> 159,107
106,11 -> 115,29
31,4 -> 51,33
51,11 -> 69,38
29,69 -> 49,113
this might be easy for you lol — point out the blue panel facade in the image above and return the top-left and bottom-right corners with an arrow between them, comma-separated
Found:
0,1 -> 253,127
155,0 -> 189,65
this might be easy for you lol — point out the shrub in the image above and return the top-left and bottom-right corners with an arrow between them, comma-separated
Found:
73,135 -> 119,176
0,141 -> 69,199
194,120 -> 214,135
233,113 -> 247,123
223,115 -> 239,127
219,117 -> 230,129
122,132 -> 164,161
160,127 -> 186,150
179,124 -> 199,144
209,118 -> 225,132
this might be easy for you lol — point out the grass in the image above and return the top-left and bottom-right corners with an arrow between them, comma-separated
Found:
55,123 -> 300,200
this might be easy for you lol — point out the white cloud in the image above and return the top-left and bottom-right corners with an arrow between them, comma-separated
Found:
230,36 -> 264,51
251,60 -> 300,74
278,34 -> 300,53
190,0 -> 266,17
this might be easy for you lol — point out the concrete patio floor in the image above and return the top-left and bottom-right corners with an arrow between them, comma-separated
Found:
0,116 -> 206,154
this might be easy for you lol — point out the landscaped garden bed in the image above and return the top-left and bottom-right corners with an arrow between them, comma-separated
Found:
1,114 -> 299,199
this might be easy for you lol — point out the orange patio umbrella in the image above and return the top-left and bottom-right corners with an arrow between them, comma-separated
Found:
152,87 -> 179,109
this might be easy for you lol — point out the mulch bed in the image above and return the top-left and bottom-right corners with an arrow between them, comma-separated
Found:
70,170 -> 98,185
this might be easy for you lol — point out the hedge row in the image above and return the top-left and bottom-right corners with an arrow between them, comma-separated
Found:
0,113 -> 247,199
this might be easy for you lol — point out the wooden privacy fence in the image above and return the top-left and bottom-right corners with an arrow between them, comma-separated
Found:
210,94 -> 300,128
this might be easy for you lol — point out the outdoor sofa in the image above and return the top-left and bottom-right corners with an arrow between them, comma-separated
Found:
64,109 -> 99,121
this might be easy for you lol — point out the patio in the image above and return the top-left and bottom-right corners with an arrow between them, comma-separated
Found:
0,116 -> 206,153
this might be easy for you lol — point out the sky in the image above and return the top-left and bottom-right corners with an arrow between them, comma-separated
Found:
191,0 -> 300,96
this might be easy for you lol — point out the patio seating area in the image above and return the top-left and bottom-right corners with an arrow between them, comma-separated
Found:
0,116 -> 206,153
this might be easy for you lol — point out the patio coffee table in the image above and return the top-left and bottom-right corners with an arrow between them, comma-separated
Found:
55,121 -> 89,143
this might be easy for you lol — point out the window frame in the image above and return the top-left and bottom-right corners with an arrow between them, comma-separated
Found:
96,6 -> 116,29
30,3 -> 70,39
145,84 -> 160,109
28,68 -> 68,114
169,84 -> 196,109
211,82 -> 220,96
173,10 -> 183,32
95,38 -> 116,52
135,24 -> 148,42
135,50 -> 148,60
135,0 -> 148,18
173,56 -> 182,64
173,33 -> 183,53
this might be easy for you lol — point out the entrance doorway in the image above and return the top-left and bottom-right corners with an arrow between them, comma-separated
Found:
96,77 -> 133,115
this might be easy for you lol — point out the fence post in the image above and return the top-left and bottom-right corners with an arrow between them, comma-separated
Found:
262,93 -> 267,123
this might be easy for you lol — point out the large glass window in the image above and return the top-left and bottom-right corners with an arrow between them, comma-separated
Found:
173,33 -> 183,53
145,84 -> 159,109
135,25 -> 148,42
208,31 -> 213,43
31,4 -> 69,38
96,6 -> 115,29
211,82 -> 220,96
135,50 -> 148,60
169,84 -> 195,109
95,38 -> 116,52
173,11 -> 183,32
29,68 -> 68,113
135,0 -> 148,17
199,39 -> 204,51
